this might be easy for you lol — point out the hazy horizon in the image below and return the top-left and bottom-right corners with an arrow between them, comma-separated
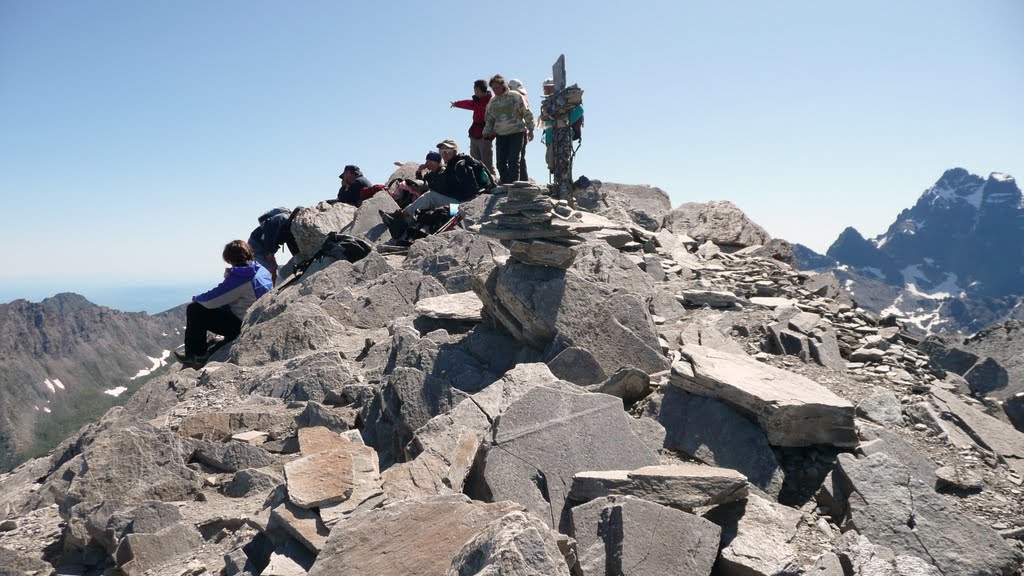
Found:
0,280 -> 207,314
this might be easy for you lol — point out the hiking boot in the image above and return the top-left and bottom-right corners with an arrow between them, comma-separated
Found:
173,350 -> 209,370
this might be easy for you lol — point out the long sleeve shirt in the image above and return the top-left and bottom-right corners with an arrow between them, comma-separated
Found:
483,90 -> 535,138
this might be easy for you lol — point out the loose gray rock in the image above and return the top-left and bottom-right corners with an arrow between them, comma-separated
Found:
445,510 -> 571,576
341,191 -> 399,243
547,347 -> 608,386
934,464 -> 983,492
679,290 -> 740,309
673,345 -> 857,447
114,521 -> 203,576
223,468 -> 284,498
290,201 -> 357,258
404,229 -> 508,293
570,495 -> 720,576
414,292 -> 484,322
575,180 -> 672,232
191,440 -> 275,473
663,200 -> 771,247
930,388 -> 1024,476
964,357 -> 1009,396
586,367 -> 651,403
834,452 -> 1019,576
703,493 -> 802,576
482,384 -> 660,531
856,391 -> 905,427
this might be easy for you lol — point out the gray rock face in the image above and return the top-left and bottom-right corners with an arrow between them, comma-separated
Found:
834,452 -> 1020,576
547,346 -> 607,386
0,546 -> 53,574
569,241 -> 656,297
445,510 -> 571,576
414,292 -> 483,322
964,357 -> 1009,396
570,495 -> 720,576
644,386 -> 784,497
308,495 -> 521,576
856,391 -> 905,427
191,440 -> 275,473
114,521 -> 203,576
290,201 -> 357,258
341,191 -> 398,243
679,290 -> 740,308
703,494 -> 802,576
1006,393 -> 1024,433
673,345 -> 857,447
575,180 -> 673,232
483,384 -> 660,531
232,302 -> 356,366
361,367 -> 470,469
223,468 -> 283,498
56,420 -> 202,513
476,261 -> 668,377
663,200 -> 771,247
404,230 -> 508,293
569,464 -> 748,510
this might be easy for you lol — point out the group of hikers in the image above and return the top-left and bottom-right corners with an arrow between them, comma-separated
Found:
174,73 -> 583,369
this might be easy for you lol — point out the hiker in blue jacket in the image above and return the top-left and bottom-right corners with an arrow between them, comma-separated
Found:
247,207 -> 300,285
174,240 -> 273,368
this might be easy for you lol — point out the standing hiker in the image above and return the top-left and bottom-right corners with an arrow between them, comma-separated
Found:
508,79 -> 532,182
483,74 -> 534,185
451,80 -> 495,178
175,240 -> 272,369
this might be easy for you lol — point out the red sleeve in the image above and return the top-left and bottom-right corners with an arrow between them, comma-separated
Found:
452,99 -> 475,110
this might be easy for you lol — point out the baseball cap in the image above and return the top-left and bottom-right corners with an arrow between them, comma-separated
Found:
436,139 -> 459,151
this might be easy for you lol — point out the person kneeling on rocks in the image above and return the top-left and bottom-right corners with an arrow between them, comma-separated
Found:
174,240 -> 273,368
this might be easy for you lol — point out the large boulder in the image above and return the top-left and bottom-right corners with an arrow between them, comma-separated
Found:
663,200 -> 771,247
672,345 -> 857,447
445,511 -> 571,576
834,453 -> 1020,576
575,180 -> 673,232
307,495 -> 521,576
963,357 -> 1009,396
642,386 -> 785,497
929,388 -> 1024,476
290,201 -> 357,258
341,191 -> 399,243
569,464 -> 749,510
404,229 -> 509,293
703,494 -> 802,576
239,351 -> 358,402
231,302 -> 359,366
481,384 -> 660,531
570,495 -> 720,576
475,261 -> 668,377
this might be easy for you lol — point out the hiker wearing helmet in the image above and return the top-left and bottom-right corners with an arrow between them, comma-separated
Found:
483,74 -> 534,184
450,80 -> 495,179
508,79 -> 532,182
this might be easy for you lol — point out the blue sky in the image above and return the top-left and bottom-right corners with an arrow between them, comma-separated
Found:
2,1 -> 1022,310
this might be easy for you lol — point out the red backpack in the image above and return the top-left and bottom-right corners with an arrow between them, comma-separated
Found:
358,184 -> 386,205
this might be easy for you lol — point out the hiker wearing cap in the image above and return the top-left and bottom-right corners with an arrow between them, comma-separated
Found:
451,80 -> 495,179
174,240 -> 272,369
399,139 -> 490,217
541,78 -> 585,172
483,74 -> 534,185
335,165 -> 373,207
508,79 -> 532,182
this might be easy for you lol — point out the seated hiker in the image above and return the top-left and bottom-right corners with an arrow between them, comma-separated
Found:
247,207 -> 300,285
400,139 -> 489,218
334,165 -> 373,206
174,240 -> 273,368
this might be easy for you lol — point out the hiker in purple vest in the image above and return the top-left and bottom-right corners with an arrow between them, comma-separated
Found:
174,240 -> 272,369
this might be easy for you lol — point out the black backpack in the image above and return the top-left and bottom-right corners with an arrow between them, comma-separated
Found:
463,154 -> 495,192
279,233 -> 372,289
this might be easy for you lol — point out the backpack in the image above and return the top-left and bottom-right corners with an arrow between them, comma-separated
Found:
280,233 -> 372,289
258,207 -> 290,224
463,154 -> 495,192
359,184 -> 386,205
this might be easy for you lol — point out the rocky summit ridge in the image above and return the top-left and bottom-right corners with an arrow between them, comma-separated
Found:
1,179 -> 1023,575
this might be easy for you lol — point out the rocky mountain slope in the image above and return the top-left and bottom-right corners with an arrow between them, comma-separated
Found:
796,168 -> 1024,335
0,293 -> 185,471
1,180 -> 1022,575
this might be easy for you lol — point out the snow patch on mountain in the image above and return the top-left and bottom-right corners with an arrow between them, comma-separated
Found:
901,265 -> 961,300
130,350 -> 170,381
104,386 -> 128,397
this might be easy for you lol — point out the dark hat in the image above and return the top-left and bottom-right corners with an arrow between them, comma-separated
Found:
436,139 -> 459,151
343,165 -> 361,176
425,151 -> 442,163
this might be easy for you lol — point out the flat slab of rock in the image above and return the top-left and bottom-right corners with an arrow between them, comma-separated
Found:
749,296 -> 799,309
285,445 -> 356,508
509,239 -> 577,268
115,521 -> 203,576
268,501 -> 330,553
930,388 -> 1024,476
414,292 -> 484,322
571,495 -> 720,576
835,453 -> 1019,576
308,495 -> 520,576
856,392 -> 904,427
673,345 -> 857,447
703,493 -> 802,576
483,384 -> 660,531
569,464 -> 748,510
678,290 -> 740,308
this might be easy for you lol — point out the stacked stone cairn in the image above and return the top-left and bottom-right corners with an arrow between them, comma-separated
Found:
479,182 -> 581,269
